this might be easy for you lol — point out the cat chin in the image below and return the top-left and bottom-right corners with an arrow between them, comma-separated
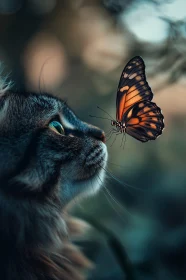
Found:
75,142 -> 108,199
74,167 -> 106,200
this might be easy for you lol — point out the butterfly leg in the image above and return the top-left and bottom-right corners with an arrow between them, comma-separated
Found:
105,128 -> 115,138
120,132 -> 125,148
106,129 -> 118,143
110,132 -> 121,147
122,132 -> 127,150
106,131 -> 116,142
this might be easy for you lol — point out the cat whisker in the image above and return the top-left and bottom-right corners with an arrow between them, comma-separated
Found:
38,56 -> 52,93
95,171 -> 134,220
102,187 -> 132,221
98,162 -> 143,193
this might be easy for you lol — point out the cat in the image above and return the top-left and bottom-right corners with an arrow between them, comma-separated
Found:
0,75 -> 108,280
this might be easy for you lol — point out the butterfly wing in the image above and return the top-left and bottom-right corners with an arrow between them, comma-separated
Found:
116,56 -> 153,122
124,101 -> 164,142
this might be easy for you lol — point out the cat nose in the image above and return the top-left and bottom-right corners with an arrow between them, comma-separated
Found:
100,131 -> 106,143
88,126 -> 106,143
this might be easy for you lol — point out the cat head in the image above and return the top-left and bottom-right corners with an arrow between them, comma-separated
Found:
0,86 -> 108,204
0,70 -> 109,280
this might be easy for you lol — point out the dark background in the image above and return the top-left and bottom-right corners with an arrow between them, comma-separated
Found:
1,0 -> 186,279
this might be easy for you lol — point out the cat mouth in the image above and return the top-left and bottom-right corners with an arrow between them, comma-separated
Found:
75,161 -> 105,182
75,143 -> 107,183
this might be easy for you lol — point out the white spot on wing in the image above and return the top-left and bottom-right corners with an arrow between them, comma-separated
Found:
129,73 -> 137,79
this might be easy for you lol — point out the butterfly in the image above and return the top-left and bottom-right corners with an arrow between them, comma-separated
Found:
111,56 -> 164,142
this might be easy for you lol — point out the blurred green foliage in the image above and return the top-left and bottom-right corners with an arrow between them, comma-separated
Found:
0,0 -> 186,279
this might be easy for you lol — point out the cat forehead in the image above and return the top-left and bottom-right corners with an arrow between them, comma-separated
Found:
0,92 -> 76,130
30,94 -> 77,130
30,93 -> 61,111
10,92 -> 62,112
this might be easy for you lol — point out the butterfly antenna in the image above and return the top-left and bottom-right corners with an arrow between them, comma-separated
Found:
89,115 -> 112,121
123,132 -> 127,150
97,106 -> 114,120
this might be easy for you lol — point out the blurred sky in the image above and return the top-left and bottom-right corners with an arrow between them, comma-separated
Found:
124,0 -> 186,43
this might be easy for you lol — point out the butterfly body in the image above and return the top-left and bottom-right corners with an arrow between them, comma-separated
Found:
111,120 -> 126,133
112,56 -> 164,142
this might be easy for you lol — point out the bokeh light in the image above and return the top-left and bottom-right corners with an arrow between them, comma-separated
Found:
0,1 -> 186,279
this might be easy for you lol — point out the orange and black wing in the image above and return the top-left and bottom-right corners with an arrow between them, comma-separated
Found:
124,101 -> 164,142
116,56 -> 153,122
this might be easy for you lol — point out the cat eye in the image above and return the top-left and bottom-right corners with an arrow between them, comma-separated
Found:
49,121 -> 64,135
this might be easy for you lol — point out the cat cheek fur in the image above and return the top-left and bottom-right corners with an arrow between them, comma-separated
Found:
12,130 -> 107,203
